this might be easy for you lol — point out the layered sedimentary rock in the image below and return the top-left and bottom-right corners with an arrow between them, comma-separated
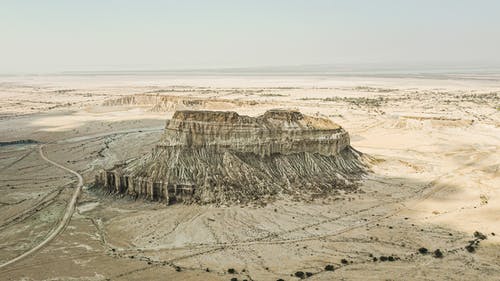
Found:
95,109 -> 368,205
102,94 -> 260,111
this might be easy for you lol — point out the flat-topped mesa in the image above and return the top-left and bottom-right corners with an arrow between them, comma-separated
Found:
102,94 -> 260,111
160,109 -> 348,157
95,109 -> 368,205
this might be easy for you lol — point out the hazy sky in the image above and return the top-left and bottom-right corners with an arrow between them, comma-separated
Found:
1,0 -> 500,73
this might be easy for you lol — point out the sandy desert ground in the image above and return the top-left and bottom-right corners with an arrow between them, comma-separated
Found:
0,74 -> 499,280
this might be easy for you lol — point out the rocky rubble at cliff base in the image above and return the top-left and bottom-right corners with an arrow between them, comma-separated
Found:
94,109 -> 370,205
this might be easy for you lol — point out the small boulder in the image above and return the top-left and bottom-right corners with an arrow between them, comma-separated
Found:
433,249 -> 444,258
474,231 -> 487,240
325,264 -> 335,271
465,244 -> 476,253
418,247 -> 428,254
295,271 -> 305,278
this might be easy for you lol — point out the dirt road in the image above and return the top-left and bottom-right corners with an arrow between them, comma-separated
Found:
0,144 -> 83,269
0,127 -> 163,270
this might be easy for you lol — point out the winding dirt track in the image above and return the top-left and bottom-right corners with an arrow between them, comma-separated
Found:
0,128 -> 163,270
0,144 -> 83,269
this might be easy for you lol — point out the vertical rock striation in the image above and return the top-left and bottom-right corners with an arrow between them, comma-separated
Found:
95,109 -> 369,205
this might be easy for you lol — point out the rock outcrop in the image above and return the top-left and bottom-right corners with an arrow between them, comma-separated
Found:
94,109 -> 369,205
102,94 -> 260,111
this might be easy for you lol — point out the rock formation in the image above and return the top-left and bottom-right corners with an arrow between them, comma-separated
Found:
94,109 -> 369,205
102,94 -> 260,111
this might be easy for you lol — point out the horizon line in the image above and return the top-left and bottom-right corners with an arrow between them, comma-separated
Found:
3,63 -> 500,77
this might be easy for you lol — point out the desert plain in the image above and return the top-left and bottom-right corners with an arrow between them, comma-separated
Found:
0,73 -> 499,280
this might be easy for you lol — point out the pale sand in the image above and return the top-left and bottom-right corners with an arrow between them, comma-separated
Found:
0,74 -> 498,280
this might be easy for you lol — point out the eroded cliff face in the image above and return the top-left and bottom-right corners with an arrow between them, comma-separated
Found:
102,94 -> 260,111
95,109 -> 369,205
